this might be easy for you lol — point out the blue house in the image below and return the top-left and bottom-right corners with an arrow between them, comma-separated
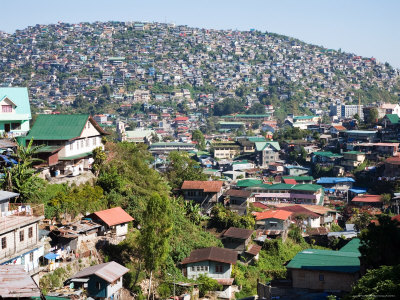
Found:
0,87 -> 31,138
69,261 -> 129,298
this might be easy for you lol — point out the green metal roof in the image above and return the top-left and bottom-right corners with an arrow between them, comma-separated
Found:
313,151 -> 342,158
385,114 -> 399,124
255,141 -> 281,151
344,151 -> 365,155
26,114 -> 90,141
59,151 -> 93,160
293,115 -> 316,120
286,248 -> 360,273
36,145 -> 63,153
248,136 -> 267,142
219,121 -> 245,125
291,184 -> 323,192
282,176 -> 314,181
264,183 -> 295,190
339,238 -> 361,255
0,87 -> 32,119
236,179 -> 263,187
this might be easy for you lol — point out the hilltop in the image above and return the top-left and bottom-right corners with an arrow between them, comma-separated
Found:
0,21 -> 399,119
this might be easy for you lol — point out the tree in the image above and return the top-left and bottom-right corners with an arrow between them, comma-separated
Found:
381,193 -> 392,208
366,108 -> 379,125
165,151 -> 207,189
92,147 -> 107,177
197,274 -> 222,297
138,193 -> 172,299
247,103 -> 265,114
349,264 -> 400,298
213,98 -> 245,116
359,214 -> 400,270
353,211 -> 373,232
192,129 -> 206,150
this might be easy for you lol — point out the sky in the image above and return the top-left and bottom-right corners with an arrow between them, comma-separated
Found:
1,0 -> 399,68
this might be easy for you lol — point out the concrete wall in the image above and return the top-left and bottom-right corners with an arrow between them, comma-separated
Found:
114,223 -> 128,236
60,136 -> 103,158
185,261 -> 232,280
291,269 -> 359,292
107,276 -> 123,298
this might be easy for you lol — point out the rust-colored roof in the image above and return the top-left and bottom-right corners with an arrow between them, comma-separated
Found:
278,205 -> 320,218
181,247 -> 237,265
91,207 -> 134,226
306,227 -> 329,235
181,181 -> 223,192
252,202 -> 269,209
246,244 -> 262,256
253,209 -> 292,221
385,156 -> 400,165
333,125 -> 347,131
225,189 -> 253,198
216,278 -> 234,286
0,265 -> 41,298
283,178 -> 297,184
223,227 -> 253,240
352,195 -> 382,203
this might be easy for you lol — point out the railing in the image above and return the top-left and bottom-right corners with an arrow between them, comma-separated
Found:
0,203 -> 44,231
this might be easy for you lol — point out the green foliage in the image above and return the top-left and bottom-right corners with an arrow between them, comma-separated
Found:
273,126 -> 310,143
39,266 -> 69,293
165,151 -> 207,190
92,146 -> 107,177
247,103 -> 265,114
213,97 -> 245,116
288,224 -> 307,245
349,264 -> 400,299
353,211 -> 373,232
192,129 -> 206,150
210,204 -> 255,230
359,214 -> 400,269
138,193 -> 173,274
197,274 -> 222,297
330,223 -> 343,232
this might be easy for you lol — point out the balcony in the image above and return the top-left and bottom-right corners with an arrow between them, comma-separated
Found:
0,203 -> 44,234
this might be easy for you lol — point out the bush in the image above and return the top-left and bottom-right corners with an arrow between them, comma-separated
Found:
197,274 -> 222,297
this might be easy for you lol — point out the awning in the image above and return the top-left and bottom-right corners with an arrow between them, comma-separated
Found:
70,278 -> 89,283
59,151 -> 92,161
349,188 -> 367,194
44,252 -> 60,260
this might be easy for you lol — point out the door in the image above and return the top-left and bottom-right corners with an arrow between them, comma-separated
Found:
4,124 -> 10,132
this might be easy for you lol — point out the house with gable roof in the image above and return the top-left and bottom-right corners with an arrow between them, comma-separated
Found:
181,180 -> 224,213
88,207 -> 134,237
25,114 -> 108,175
254,141 -> 280,167
0,87 -> 31,137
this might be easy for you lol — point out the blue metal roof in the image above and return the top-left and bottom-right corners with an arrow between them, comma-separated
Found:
317,177 -> 355,184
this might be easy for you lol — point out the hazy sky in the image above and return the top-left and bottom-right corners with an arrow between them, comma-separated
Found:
1,0 -> 399,68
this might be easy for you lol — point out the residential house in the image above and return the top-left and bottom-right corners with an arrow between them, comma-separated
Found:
311,151 -> 343,166
88,207 -> 134,237
255,141 -> 281,167
0,265 -> 41,298
287,239 -> 360,292
384,156 -> 400,177
316,177 -> 355,192
351,195 -> 383,209
181,247 -> 237,299
181,181 -> 224,213
0,87 -> 32,138
0,191 -> 44,275
25,114 -> 108,174
282,176 -> 314,184
341,151 -> 365,171
329,125 -> 347,138
149,142 -> 195,154
345,130 -> 377,143
253,210 -> 292,237
284,165 -> 310,176
212,141 -> 241,159
69,261 -> 129,299
278,205 -> 321,228
222,227 -> 254,255
225,189 -> 255,215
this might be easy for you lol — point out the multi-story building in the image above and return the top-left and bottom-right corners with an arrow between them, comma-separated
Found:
0,191 -> 44,275
0,87 -> 31,138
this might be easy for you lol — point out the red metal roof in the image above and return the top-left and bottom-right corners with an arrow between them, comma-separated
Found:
283,178 -> 297,184
181,181 -> 223,193
252,202 -> 268,209
91,207 -> 134,226
253,210 -> 292,221
352,195 -> 382,203
175,116 -> 189,121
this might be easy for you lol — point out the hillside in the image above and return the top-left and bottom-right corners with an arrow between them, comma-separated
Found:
0,21 -> 399,118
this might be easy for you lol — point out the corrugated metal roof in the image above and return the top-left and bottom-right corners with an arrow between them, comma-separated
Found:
254,210 -> 293,221
0,265 -> 41,297
181,247 -> 237,265
317,177 -> 355,184
181,181 -> 223,193
91,207 -> 134,227
0,190 -> 19,202
72,261 -> 129,283
223,227 -> 253,240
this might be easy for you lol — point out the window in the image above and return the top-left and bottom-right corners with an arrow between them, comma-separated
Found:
2,105 -> 12,113
196,266 -> 201,271
11,123 -> 21,130
319,274 -> 324,281
81,140 -> 84,148
87,122 -> 91,128
70,142 -> 73,150
1,237 -> 6,249
29,252 -> 34,262
19,230 -> 24,242
86,138 -> 89,147
93,137 -> 97,146
28,227 -> 33,238
215,265 -> 223,273
96,281 -> 101,290
191,266 -> 195,271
